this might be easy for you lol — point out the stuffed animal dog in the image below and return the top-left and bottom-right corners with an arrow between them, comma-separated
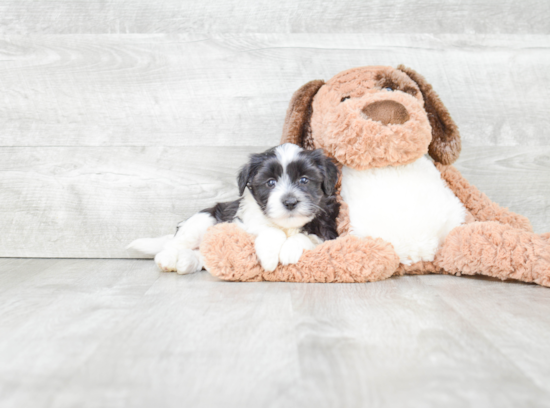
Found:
200,65 -> 550,286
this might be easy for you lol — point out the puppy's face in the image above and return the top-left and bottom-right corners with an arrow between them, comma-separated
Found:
310,66 -> 433,170
238,144 -> 338,229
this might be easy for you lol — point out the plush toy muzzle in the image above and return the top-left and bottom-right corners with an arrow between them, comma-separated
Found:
312,76 -> 432,169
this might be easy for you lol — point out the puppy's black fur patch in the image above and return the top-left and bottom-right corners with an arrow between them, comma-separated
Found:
237,147 -> 278,197
301,195 -> 340,240
200,200 -> 241,223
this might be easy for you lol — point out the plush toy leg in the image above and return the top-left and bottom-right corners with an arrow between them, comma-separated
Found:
436,221 -> 550,287
200,223 -> 400,283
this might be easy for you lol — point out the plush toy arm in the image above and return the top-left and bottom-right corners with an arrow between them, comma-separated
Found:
436,163 -> 532,232
200,223 -> 400,283
335,195 -> 351,237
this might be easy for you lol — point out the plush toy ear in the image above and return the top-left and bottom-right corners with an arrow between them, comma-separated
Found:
281,79 -> 325,150
397,65 -> 461,165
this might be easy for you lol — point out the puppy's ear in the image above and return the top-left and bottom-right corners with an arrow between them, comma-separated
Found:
321,158 -> 339,196
237,163 -> 251,197
237,150 -> 276,196
397,65 -> 461,165
281,79 -> 325,150
310,149 -> 339,196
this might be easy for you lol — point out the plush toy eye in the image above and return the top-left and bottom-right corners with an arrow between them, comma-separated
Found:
266,179 -> 276,188
340,96 -> 350,102
299,177 -> 309,184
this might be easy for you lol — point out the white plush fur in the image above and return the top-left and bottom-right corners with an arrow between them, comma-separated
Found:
340,155 -> 466,265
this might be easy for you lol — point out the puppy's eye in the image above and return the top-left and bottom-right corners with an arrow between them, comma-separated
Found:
299,177 -> 309,184
266,179 -> 276,188
384,87 -> 394,92
340,96 -> 350,102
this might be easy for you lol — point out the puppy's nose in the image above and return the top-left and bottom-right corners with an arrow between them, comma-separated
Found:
362,100 -> 410,125
283,197 -> 298,210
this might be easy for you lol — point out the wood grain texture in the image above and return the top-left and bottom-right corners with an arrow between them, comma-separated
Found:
455,146 -> 550,232
0,1 -> 548,35
0,258 -> 549,408
0,146 -> 265,258
1,34 -> 550,147
423,275 -> 550,394
278,277 -> 550,407
0,146 -> 548,258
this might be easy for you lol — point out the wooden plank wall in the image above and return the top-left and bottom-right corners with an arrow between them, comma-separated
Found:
0,1 -> 549,258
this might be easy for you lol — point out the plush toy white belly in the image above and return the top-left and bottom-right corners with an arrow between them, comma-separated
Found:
340,156 -> 466,265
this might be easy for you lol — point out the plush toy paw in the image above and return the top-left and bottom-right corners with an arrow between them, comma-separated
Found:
176,249 -> 203,275
279,233 -> 317,265
155,248 -> 178,272
255,228 -> 287,272
201,223 -> 401,282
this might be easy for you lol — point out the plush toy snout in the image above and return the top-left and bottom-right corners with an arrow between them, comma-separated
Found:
362,100 -> 410,126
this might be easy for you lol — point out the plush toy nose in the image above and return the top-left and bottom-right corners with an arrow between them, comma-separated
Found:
283,197 -> 298,210
362,100 -> 410,125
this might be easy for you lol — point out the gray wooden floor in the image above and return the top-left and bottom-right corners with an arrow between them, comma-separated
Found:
1,258 -> 550,408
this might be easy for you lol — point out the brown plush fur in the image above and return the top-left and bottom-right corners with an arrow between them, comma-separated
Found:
310,66 -> 433,169
436,163 -> 533,231
397,65 -> 461,165
201,223 -> 400,283
201,65 -> 550,287
362,100 -> 410,126
281,79 -> 325,150
335,194 -> 351,237
435,222 -> 550,287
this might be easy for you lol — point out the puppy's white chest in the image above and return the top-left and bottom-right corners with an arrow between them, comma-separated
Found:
340,156 -> 466,265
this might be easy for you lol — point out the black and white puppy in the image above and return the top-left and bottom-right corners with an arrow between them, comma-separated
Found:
127,143 -> 339,274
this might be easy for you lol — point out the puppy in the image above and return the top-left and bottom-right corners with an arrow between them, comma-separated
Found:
127,143 -> 339,274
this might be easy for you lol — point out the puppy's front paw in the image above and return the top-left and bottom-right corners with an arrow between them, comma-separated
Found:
176,249 -> 203,275
258,252 -> 279,272
155,249 -> 178,272
279,233 -> 317,265
255,229 -> 287,272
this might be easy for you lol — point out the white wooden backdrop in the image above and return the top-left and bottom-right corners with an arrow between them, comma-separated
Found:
0,1 -> 549,258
